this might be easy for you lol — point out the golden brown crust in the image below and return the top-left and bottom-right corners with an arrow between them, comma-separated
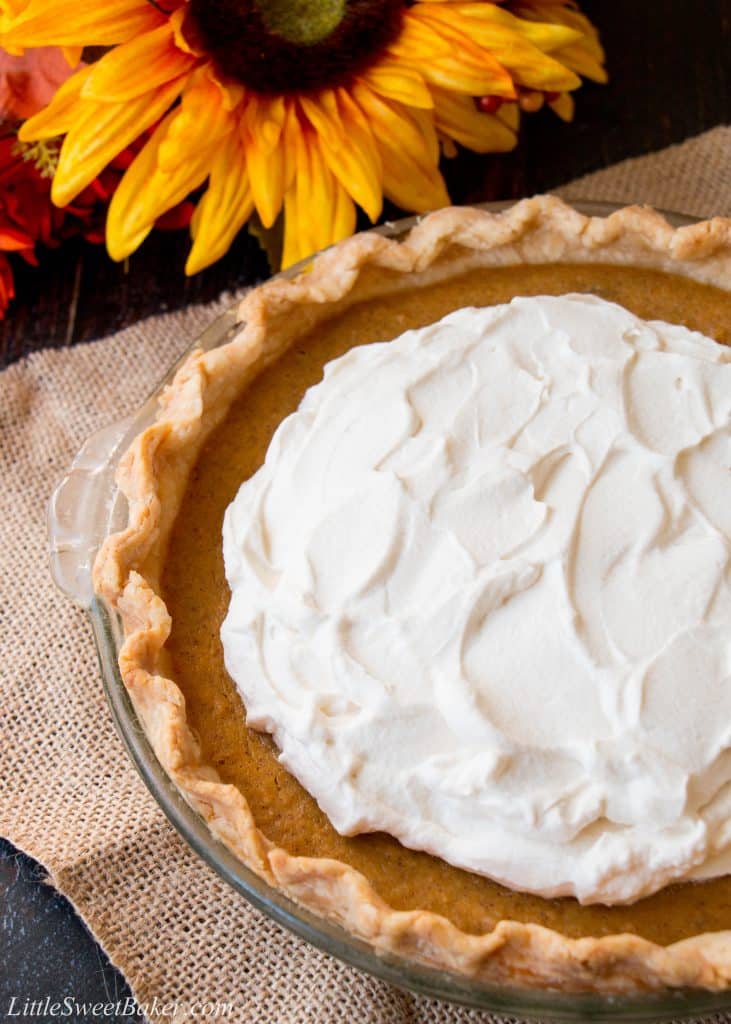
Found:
93,196 -> 731,993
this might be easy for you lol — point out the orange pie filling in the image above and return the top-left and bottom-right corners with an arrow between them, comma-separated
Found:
161,263 -> 731,945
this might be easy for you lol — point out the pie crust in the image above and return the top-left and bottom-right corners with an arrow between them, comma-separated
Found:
94,196 -> 731,994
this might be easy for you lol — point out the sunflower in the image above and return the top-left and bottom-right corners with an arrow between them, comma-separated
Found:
1,0 -> 605,271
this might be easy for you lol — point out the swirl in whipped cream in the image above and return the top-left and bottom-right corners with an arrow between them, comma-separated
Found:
221,294 -> 731,905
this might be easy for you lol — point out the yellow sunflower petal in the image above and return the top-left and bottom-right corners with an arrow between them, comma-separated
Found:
241,94 -> 287,228
360,60 -> 433,110
417,4 -> 582,92
246,138 -> 285,229
52,73 -> 187,206
330,177 -> 357,247
409,104 -> 442,166
432,3 -> 582,52
61,45 -> 82,67
431,87 -> 518,153
548,91 -> 574,121
186,131 -> 254,275
169,5 -> 197,55
2,0 -> 162,49
281,99 -> 300,195
282,130 -> 355,269
18,63 -> 92,141
351,82 -> 448,212
550,39 -> 608,84
213,75 -> 245,112
497,99 -> 521,132
157,71 -> 231,171
298,89 -> 344,150
83,20 -> 197,102
513,3 -> 607,83
281,193 -> 304,270
392,10 -> 517,98
316,88 -> 382,222
298,134 -> 337,256
0,0 -> 30,19
107,106 -> 219,261
281,129 -> 314,269
242,92 -> 286,153
299,88 -> 383,222
380,129 -> 450,212
106,112 -> 176,260
387,14 -> 451,60
350,82 -> 446,212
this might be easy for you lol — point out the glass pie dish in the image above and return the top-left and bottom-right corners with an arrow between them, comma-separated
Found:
48,200 -> 731,1022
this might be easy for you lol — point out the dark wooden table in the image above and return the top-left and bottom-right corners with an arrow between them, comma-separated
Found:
1,0 -> 729,367
2,2 -> 729,1020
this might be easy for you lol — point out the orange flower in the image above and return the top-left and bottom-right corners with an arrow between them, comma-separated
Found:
0,44 -> 77,120
5,0 -> 606,271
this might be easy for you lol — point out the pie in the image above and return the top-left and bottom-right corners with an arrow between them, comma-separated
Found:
94,197 -> 731,994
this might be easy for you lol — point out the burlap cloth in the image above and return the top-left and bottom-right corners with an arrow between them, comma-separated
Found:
2,126 -> 730,1024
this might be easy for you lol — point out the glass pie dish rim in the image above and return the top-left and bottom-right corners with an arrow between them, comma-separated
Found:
48,198 -> 731,1022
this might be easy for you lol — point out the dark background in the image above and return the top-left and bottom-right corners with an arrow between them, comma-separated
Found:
2,1 -> 730,1019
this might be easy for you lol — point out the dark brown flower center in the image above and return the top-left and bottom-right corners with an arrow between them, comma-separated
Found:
184,0 -> 405,94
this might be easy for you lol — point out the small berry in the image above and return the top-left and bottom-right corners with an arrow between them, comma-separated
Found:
477,95 -> 503,114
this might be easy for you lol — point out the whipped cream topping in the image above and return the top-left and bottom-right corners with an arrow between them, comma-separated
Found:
221,294 -> 731,905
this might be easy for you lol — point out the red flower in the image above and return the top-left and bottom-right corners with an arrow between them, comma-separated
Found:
0,126 -> 194,318
0,253 -> 15,315
0,134 -> 56,314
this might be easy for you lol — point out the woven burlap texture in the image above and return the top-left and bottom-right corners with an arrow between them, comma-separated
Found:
1,126 -> 730,1024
